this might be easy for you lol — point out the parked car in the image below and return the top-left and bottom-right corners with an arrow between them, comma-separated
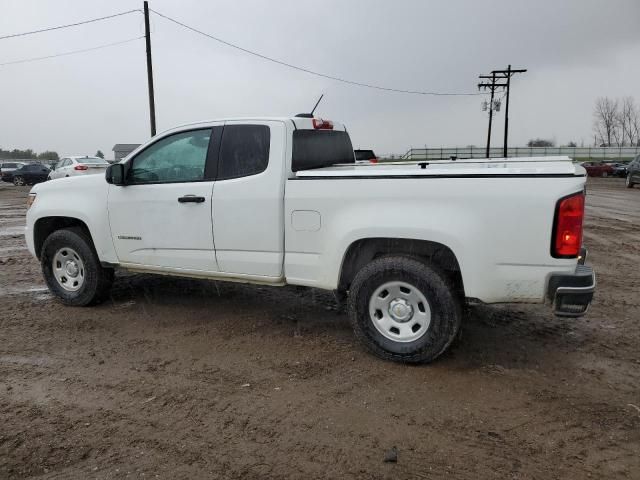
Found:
25,116 -> 595,364
48,156 -> 110,180
581,162 -> 614,177
0,162 -> 26,182
12,163 -> 50,186
354,149 -> 379,163
626,155 -> 640,188
610,162 -> 629,177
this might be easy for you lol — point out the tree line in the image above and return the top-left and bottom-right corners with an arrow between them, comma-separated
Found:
593,96 -> 640,147
0,148 -> 59,161
0,149 -> 105,162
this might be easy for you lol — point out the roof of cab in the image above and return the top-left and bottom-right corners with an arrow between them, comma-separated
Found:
155,117 -> 346,138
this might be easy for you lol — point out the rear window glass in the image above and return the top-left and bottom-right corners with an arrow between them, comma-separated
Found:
218,125 -> 270,180
354,150 -> 375,161
79,157 -> 108,164
292,130 -> 354,172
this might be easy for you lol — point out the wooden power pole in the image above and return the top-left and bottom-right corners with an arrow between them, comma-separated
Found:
479,66 -> 527,158
478,73 -> 507,158
143,1 -> 156,136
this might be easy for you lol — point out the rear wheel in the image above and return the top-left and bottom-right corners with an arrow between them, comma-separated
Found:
602,171 -> 608,178
13,176 -> 24,186
41,227 -> 114,306
348,256 -> 462,363
627,173 -> 635,188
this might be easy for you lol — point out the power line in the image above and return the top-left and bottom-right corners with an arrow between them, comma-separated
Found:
0,10 -> 141,41
150,8 -> 484,97
0,36 -> 144,67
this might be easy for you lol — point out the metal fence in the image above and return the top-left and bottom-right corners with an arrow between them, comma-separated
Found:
400,146 -> 640,161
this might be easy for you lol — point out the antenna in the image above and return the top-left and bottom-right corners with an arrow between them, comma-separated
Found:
310,94 -> 324,116
295,94 -> 325,118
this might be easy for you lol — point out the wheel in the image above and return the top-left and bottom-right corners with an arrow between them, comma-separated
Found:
602,171 -> 608,178
13,176 -> 25,186
41,227 -> 114,306
627,173 -> 635,188
348,256 -> 462,363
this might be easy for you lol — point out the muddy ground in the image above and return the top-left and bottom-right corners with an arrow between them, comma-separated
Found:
0,178 -> 638,479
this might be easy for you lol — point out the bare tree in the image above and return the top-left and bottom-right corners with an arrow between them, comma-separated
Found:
619,97 -> 640,147
593,97 -> 619,146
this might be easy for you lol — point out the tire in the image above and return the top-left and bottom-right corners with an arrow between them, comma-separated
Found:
41,227 -> 114,306
13,176 -> 24,186
348,256 -> 462,364
602,171 -> 608,178
626,173 -> 635,188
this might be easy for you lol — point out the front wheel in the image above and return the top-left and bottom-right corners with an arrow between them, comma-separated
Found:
13,176 -> 25,186
41,227 -> 114,306
627,173 -> 635,188
348,256 -> 462,363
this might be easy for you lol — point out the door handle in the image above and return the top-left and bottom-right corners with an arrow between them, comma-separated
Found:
178,195 -> 205,203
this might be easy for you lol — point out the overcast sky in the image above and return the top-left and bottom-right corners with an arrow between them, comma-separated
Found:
1,0 -> 639,158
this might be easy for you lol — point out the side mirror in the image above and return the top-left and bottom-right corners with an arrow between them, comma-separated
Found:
106,163 -> 126,186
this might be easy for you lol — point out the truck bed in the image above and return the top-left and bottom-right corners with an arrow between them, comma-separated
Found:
294,156 -> 582,178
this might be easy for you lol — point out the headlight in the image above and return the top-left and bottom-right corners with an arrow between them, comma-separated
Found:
27,193 -> 36,210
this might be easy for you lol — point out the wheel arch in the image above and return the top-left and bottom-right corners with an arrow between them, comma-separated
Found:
34,216 -> 94,259
338,237 -> 464,297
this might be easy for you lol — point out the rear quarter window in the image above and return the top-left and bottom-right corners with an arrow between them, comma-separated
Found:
292,130 -> 354,171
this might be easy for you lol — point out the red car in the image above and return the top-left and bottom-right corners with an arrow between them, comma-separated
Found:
581,162 -> 614,177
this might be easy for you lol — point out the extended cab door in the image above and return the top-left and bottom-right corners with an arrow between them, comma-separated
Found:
211,121 -> 285,277
107,127 -> 221,272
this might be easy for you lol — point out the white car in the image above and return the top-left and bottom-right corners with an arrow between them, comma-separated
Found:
48,156 -> 109,180
25,116 -> 595,363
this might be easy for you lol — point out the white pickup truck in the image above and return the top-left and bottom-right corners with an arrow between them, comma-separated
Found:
25,116 -> 595,363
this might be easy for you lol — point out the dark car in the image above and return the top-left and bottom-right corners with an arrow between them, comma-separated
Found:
354,149 -> 379,163
581,162 -> 614,177
0,162 -> 25,182
609,162 -> 628,177
626,155 -> 640,188
12,163 -> 50,186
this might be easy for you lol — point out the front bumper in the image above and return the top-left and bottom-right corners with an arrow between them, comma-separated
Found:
547,251 -> 595,317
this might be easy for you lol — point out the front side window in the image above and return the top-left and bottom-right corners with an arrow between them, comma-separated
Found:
129,129 -> 212,184
218,125 -> 270,180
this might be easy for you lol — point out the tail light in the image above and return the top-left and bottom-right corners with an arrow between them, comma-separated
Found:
74,164 -> 88,171
370,157 -> 379,164
552,192 -> 585,258
312,118 -> 334,130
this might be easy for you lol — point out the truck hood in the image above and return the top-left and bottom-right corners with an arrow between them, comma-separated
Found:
31,171 -> 108,194
296,156 -> 585,178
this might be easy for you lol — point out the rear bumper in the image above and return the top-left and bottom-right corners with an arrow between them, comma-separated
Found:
547,250 -> 595,317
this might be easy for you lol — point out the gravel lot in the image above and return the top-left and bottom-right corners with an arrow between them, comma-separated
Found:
1,178 -> 639,479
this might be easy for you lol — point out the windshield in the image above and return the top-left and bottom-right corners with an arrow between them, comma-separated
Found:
292,130 -> 354,171
79,157 -> 108,165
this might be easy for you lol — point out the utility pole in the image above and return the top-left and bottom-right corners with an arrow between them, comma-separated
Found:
491,65 -> 526,157
478,73 -> 507,158
143,1 -> 156,136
